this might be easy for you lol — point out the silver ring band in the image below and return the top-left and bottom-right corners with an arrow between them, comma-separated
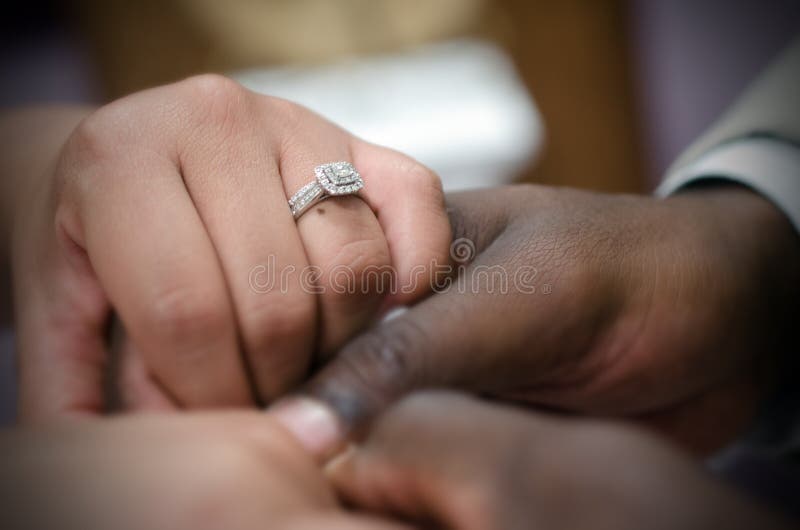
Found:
288,162 -> 364,220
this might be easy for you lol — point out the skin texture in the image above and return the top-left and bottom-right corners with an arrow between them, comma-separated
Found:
1,80 -> 797,530
328,391 -> 795,530
0,411 -> 410,530
0,76 -> 450,421
294,183 -> 800,454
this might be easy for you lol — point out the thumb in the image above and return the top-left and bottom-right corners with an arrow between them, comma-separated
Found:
270,191 -> 521,458
325,391 -> 547,529
270,269 -> 515,458
269,291 -> 469,459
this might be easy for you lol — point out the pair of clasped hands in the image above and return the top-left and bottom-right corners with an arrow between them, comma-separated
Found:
3,76 -> 798,530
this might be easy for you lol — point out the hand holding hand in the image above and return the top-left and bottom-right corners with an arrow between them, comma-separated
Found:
282,184 -> 800,454
7,76 -> 450,420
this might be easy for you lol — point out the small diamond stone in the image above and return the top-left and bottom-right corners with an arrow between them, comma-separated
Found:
288,182 -> 323,216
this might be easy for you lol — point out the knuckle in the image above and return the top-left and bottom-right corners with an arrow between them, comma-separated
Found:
68,108 -> 123,161
62,102 -> 150,198
398,158 -> 444,196
184,73 -> 243,103
181,74 -> 248,130
145,285 -> 230,347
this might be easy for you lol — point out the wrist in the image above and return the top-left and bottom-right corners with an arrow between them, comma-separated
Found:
670,182 -> 800,376
672,181 -> 800,293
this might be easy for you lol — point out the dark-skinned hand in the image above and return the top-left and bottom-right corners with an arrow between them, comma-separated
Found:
328,391 -> 795,530
274,183 -> 800,457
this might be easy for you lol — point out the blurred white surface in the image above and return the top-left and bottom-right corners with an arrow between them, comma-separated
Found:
234,39 -> 543,190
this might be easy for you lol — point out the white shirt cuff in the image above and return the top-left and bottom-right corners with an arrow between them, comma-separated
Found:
656,138 -> 800,233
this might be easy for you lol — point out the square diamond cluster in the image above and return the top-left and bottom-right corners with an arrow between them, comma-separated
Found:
315,162 -> 364,195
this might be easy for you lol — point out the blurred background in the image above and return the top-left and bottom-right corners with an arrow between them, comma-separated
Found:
2,0 -> 799,193
1,0 -> 799,419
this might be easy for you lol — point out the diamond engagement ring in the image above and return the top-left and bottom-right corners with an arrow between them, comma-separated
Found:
288,162 -> 365,220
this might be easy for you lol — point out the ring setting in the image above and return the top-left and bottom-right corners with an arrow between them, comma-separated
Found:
289,162 -> 364,219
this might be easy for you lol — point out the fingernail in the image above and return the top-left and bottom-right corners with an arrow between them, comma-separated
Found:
381,305 -> 408,322
270,397 -> 343,459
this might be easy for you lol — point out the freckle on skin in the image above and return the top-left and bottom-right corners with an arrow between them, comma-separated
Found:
315,208 -> 326,215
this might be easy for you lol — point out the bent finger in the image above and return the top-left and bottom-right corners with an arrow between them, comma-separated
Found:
67,147 -> 252,408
